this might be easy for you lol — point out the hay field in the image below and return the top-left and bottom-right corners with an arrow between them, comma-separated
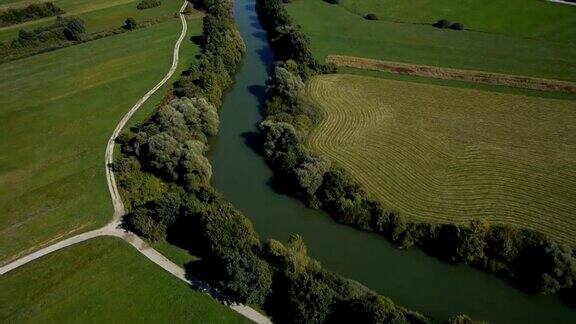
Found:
306,74 -> 576,245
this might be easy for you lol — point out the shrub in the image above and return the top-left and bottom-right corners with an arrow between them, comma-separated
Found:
433,19 -> 451,29
136,0 -> 161,10
449,22 -> 464,31
324,0 -> 340,4
364,13 -> 378,21
123,17 -> 137,30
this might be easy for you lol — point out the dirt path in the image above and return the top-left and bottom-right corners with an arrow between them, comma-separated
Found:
0,2 -> 271,323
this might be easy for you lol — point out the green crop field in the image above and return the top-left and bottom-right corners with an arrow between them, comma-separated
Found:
0,14 -> 202,265
0,237 -> 249,323
306,74 -> 576,245
285,0 -> 576,81
0,0 -> 186,41
339,0 -> 576,44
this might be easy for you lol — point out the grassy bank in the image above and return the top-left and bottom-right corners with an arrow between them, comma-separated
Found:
0,16 -> 202,264
285,0 -> 576,81
306,73 -> 576,245
0,237 -> 249,323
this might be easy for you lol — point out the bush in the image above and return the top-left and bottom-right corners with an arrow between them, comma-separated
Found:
449,22 -> 464,31
324,0 -> 340,4
136,0 -> 162,10
364,13 -> 379,21
123,17 -> 137,30
433,19 -> 451,29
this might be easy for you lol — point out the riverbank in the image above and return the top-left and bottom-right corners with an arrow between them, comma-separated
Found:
207,0 -> 576,322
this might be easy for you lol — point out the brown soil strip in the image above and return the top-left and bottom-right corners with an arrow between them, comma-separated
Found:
326,54 -> 576,93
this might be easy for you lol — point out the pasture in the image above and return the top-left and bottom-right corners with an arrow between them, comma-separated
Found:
285,0 -> 576,81
0,16 -> 202,264
339,0 -> 576,44
0,237 -> 248,323
0,0 -> 185,41
306,74 -> 576,245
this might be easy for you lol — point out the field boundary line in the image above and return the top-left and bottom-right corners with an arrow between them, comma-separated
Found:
326,54 -> 576,93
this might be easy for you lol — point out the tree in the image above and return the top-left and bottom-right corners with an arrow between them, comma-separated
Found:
180,140 -> 212,190
433,19 -> 451,29
266,66 -> 304,110
449,23 -> 464,31
457,219 -> 490,263
329,294 -> 406,324
123,17 -> 137,30
145,133 -> 182,181
364,13 -> 378,20
63,17 -> 85,40
295,155 -> 331,204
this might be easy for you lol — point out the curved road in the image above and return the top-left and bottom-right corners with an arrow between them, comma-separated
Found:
0,2 -> 271,323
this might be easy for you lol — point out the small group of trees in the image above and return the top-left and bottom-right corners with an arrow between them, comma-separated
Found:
118,97 -> 217,192
5,15 -> 86,50
136,0 -> 162,10
433,19 -> 464,31
0,2 -> 64,27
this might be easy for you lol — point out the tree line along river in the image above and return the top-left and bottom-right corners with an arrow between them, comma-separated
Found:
207,0 -> 576,322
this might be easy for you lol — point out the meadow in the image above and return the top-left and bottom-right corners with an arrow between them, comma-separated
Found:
0,15 -> 202,264
0,0 -> 185,41
0,237 -> 249,323
339,0 -> 576,44
306,74 -> 576,245
285,0 -> 576,81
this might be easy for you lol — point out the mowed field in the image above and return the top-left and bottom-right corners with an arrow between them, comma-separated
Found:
339,0 -> 576,44
285,0 -> 576,82
0,16 -> 202,264
0,0 -> 185,41
306,74 -> 576,245
0,237 -> 249,323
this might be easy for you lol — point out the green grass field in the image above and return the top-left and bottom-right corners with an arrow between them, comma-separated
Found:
0,237 -> 249,323
0,0 -> 186,41
285,0 -> 576,81
339,0 -> 576,44
0,15 -> 202,265
306,74 -> 576,245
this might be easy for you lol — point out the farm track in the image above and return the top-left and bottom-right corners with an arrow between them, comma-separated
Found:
0,3 -> 271,323
306,74 -> 576,245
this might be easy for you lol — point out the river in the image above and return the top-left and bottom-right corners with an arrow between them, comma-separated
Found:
208,0 -> 576,322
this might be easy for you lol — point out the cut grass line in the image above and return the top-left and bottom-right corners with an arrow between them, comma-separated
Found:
327,54 -> 576,93
305,74 -> 576,245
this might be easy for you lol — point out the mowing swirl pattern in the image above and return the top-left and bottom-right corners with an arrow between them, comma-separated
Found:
306,74 -> 576,245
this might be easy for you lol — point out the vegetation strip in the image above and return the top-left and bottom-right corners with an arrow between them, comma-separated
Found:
0,2 -> 63,27
255,0 -> 576,311
327,54 -> 576,93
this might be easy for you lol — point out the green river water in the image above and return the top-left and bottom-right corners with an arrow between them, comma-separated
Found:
208,0 -> 576,322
